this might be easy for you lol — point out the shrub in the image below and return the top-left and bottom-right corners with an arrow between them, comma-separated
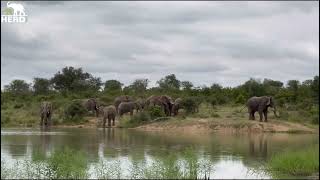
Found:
99,95 -> 114,105
310,105 -> 319,124
64,100 -> 87,123
148,106 -> 165,119
208,96 -> 217,108
181,97 -> 198,114
235,94 -> 246,104
47,147 -> 88,179
13,103 -> 24,109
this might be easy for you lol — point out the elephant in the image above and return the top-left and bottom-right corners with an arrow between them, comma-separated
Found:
118,101 -> 139,117
81,98 -> 99,117
135,98 -> 146,112
40,101 -> 53,127
146,95 -> 174,116
98,105 -> 117,128
114,95 -> 133,112
246,96 -> 278,122
172,98 -> 182,116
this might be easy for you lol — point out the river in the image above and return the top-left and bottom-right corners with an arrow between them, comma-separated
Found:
1,128 -> 318,179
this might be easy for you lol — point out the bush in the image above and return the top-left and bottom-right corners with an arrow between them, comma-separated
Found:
181,97 -> 198,114
235,94 -> 246,104
47,147 -> 88,179
13,103 -> 24,109
99,95 -> 114,105
64,100 -> 87,123
208,96 -> 217,108
148,106 -> 165,119
310,105 -> 319,124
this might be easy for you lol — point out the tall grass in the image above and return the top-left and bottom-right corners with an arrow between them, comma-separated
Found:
267,145 -> 319,177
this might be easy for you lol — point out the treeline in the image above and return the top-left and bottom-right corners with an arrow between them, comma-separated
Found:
2,66 -> 319,106
1,66 -> 319,125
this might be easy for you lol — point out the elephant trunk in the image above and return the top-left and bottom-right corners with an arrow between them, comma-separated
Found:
272,106 -> 279,118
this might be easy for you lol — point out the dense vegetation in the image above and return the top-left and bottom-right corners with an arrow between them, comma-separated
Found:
1,66 -> 319,127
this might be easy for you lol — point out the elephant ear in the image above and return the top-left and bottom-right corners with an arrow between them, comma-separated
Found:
266,97 -> 271,106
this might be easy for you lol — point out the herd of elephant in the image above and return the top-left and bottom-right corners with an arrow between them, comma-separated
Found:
40,95 -> 278,128
40,95 -> 182,128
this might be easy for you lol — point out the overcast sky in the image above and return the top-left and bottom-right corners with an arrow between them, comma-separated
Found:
1,1 -> 319,89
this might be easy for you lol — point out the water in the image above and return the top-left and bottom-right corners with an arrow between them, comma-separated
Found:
1,128 -> 318,179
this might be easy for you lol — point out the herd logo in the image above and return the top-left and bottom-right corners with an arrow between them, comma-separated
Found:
1,1 -> 27,23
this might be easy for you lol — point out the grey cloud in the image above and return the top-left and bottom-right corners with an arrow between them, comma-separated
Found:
1,1 -> 318,88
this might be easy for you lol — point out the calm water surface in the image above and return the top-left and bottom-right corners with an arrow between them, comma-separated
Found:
1,128 -> 318,179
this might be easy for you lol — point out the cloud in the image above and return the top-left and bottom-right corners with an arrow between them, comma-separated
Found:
1,1 -> 319,88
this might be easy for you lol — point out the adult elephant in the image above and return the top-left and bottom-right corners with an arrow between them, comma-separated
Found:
172,98 -> 182,116
114,95 -> 133,112
146,95 -> 174,116
98,105 -> 117,128
135,98 -> 145,112
40,101 -> 53,127
81,98 -> 99,117
118,101 -> 139,117
246,96 -> 278,122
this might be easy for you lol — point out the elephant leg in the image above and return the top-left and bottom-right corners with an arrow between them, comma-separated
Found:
263,110 -> 268,122
108,118 -> 111,127
103,117 -> 106,128
258,111 -> 263,122
112,117 -> 115,126
40,115 -> 44,126
252,111 -> 256,120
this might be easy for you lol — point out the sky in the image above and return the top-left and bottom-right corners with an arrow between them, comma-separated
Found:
1,1 -> 319,89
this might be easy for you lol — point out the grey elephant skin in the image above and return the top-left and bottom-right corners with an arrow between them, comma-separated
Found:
135,98 -> 145,112
99,105 -> 117,128
246,96 -> 278,122
146,95 -> 174,116
40,101 -> 53,127
118,101 -> 139,116
114,95 -> 133,112
172,98 -> 182,116
81,98 -> 99,117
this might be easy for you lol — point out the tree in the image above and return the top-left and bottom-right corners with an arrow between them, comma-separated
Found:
181,81 -> 193,90
130,79 -> 149,95
104,80 -> 123,93
51,66 -> 102,93
311,76 -> 319,103
33,78 -> 51,95
210,83 -> 223,93
241,78 -> 265,97
287,80 -> 300,103
157,74 -> 180,91
4,79 -> 31,95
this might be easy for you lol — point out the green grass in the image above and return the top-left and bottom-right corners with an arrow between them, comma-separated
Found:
267,145 -> 319,177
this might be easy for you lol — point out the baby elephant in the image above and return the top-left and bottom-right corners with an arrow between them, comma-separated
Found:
99,105 -> 117,128
118,101 -> 139,117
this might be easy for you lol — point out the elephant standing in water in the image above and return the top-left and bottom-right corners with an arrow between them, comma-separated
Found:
172,98 -> 182,116
114,95 -> 133,112
246,96 -> 278,122
82,98 -> 99,117
99,105 -> 117,128
118,101 -> 140,117
40,101 -> 53,127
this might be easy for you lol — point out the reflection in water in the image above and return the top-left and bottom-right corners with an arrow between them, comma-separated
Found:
1,128 -> 319,179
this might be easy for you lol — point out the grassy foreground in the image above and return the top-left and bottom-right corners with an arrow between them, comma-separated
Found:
267,145 -> 319,177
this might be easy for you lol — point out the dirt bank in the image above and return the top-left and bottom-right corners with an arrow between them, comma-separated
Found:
134,118 -> 317,134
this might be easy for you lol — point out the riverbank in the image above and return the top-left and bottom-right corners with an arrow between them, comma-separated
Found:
134,117 -> 317,134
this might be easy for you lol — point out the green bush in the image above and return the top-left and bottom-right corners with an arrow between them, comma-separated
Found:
47,147 -> 88,179
181,97 -> 197,114
208,96 -> 217,108
235,94 -> 246,104
99,95 -> 114,105
64,100 -> 87,123
13,103 -> 24,109
148,106 -> 165,119
310,105 -> 319,124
